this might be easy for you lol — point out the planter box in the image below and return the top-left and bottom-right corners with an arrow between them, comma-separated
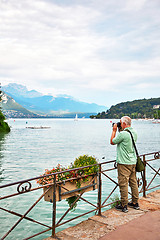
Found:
43,175 -> 97,202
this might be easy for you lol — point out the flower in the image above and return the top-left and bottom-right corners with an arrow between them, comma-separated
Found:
37,155 -> 98,187
37,164 -> 77,186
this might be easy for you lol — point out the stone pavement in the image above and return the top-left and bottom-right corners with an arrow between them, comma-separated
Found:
99,210 -> 160,240
44,189 -> 160,240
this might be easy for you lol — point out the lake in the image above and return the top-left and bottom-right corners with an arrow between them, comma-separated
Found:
0,118 -> 160,239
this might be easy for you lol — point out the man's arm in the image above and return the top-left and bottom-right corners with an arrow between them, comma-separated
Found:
110,124 -> 117,145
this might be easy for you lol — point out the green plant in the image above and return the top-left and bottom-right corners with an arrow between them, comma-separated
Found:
110,194 -> 121,209
37,155 -> 99,210
68,155 -> 98,209
37,155 -> 98,186
72,155 -> 99,188
73,155 -> 98,176
0,112 -> 10,133
66,196 -> 80,211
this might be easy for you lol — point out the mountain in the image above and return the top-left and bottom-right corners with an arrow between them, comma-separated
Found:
2,83 -> 42,98
2,83 -> 107,115
1,92 -> 99,119
1,92 -> 41,118
90,98 -> 160,119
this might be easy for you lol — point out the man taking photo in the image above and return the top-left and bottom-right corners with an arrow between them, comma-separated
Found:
110,116 -> 140,213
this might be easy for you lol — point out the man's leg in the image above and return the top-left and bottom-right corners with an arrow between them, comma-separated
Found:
129,165 -> 139,204
117,164 -> 131,206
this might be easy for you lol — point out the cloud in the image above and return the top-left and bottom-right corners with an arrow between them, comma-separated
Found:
0,0 -> 160,106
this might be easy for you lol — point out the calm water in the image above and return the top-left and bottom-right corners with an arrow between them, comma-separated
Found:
0,118 -> 160,239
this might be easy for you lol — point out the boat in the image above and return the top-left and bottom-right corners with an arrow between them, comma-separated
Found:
26,126 -> 51,129
74,114 -> 78,121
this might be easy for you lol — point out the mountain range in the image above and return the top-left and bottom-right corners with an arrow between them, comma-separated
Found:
1,83 -> 107,118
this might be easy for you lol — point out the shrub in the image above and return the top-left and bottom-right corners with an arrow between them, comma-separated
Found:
0,111 -> 10,133
110,194 -> 121,209
73,155 -> 99,176
37,155 -> 99,210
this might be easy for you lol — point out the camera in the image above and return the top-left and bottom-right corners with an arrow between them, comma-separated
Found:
112,122 -> 122,131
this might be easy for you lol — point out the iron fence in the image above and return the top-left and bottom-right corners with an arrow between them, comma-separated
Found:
0,151 -> 160,239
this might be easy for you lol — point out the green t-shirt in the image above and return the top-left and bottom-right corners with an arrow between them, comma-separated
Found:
112,127 -> 137,165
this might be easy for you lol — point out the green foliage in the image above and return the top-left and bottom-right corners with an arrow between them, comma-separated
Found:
110,194 -> 121,209
37,155 -> 99,186
0,121 -> 10,133
154,110 -> 160,119
37,155 -> 99,210
66,196 -> 80,211
0,112 -> 10,133
0,111 -> 5,121
71,155 -> 98,189
90,97 -> 160,119
67,155 -> 98,210
73,155 -> 99,176
0,92 -> 10,132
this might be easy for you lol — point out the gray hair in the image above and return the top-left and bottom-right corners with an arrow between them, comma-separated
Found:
121,116 -> 131,126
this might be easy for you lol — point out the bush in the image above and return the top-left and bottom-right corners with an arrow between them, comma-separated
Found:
0,120 -> 10,133
37,155 -> 99,210
0,111 -> 10,133
110,194 -> 121,209
73,155 -> 99,176
0,111 -> 5,121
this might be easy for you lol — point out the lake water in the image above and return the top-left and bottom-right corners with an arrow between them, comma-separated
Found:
0,118 -> 160,239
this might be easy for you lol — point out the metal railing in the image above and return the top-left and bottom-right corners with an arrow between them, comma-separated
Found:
0,151 -> 159,239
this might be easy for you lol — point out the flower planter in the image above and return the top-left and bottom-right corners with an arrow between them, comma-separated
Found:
43,175 -> 97,202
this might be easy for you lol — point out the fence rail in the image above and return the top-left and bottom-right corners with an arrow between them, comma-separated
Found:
0,151 -> 160,239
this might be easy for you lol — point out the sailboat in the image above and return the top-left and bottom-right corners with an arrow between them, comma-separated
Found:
74,114 -> 78,121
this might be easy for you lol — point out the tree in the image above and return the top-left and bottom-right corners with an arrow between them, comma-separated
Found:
0,84 -> 10,132
90,97 -> 160,119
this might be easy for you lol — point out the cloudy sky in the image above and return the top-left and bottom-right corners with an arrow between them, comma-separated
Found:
0,0 -> 160,107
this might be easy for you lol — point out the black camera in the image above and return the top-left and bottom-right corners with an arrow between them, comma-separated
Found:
112,122 -> 122,131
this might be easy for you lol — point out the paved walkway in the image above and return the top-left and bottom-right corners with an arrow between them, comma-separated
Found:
99,210 -> 160,240
44,189 -> 160,240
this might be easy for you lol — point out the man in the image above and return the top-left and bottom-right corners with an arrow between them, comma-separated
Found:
110,116 -> 139,213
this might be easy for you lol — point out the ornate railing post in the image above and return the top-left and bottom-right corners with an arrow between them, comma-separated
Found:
97,164 -> 102,216
142,155 -> 146,197
52,174 -> 57,238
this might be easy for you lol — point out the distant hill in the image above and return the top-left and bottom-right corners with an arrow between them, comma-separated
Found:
90,98 -> 160,119
1,92 -> 41,118
2,83 -> 107,115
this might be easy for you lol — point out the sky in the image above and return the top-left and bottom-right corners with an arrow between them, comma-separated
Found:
0,0 -> 160,107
